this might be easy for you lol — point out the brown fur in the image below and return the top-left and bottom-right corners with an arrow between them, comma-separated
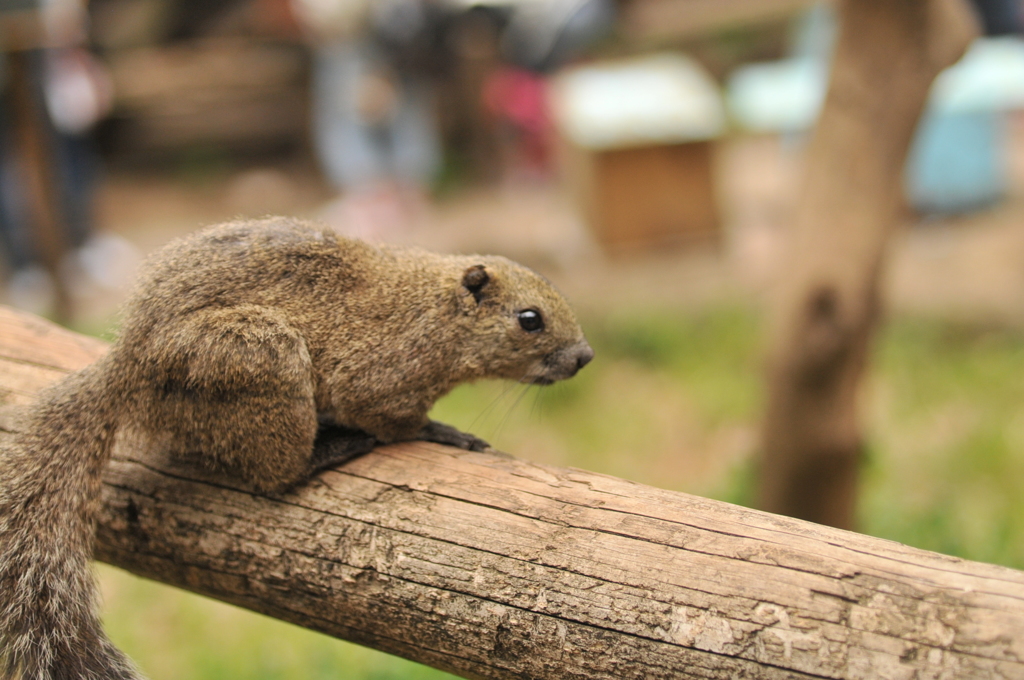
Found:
0,217 -> 592,679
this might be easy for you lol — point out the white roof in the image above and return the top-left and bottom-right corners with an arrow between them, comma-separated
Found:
551,53 -> 726,150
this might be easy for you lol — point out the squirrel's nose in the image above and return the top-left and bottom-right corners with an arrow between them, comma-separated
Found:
575,343 -> 595,372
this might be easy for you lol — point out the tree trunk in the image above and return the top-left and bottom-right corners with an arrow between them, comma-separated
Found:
3,305 -> 1024,679
759,0 -> 979,529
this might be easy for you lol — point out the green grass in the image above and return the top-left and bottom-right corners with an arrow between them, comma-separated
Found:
862,319 -> 1024,569
97,306 -> 1024,677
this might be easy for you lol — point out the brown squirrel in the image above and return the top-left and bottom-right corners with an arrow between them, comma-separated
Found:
0,217 -> 593,680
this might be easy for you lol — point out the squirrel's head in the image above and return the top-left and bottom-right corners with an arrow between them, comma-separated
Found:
455,258 -> 593,385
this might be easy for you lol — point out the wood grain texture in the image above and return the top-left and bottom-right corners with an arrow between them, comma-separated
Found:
2,305 -> 1023,679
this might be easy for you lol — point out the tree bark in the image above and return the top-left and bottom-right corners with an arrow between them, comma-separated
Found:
759,0 -> 980,529
3,305 -> 1024,679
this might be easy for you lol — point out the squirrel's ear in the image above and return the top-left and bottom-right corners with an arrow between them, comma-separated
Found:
462,264 -> 489,303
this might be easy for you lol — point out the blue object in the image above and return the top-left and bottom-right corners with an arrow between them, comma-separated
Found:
907,110 -> 1006,214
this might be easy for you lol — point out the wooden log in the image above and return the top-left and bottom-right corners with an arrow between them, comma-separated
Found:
758,0 -> 980,529
2,304 -> 1024,679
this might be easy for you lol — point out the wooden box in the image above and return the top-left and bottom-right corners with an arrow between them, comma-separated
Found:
560,137 -> 719,254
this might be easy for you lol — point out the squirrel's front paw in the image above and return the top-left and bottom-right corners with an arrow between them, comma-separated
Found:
416,420 -> 490,452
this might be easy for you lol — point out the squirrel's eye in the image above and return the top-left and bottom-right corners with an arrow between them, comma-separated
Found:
517,309 -> 544,332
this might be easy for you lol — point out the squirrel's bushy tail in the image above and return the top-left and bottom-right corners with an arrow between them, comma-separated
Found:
0,358 -> 142,680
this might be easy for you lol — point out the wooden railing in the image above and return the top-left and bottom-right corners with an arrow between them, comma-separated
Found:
2,304 -> 1023,679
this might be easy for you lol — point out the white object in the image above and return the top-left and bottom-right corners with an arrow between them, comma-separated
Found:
551,53 -> 726,150
931,37 -> 1024,113
726,58 -> 825,133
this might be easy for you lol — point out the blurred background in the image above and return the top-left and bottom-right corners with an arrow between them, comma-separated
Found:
3,0 -> 1024,677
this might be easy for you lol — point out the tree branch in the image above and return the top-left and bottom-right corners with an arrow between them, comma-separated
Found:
2,305 -> 1023,679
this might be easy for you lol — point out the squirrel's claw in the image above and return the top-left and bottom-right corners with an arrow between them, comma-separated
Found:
416,420 -> 491,452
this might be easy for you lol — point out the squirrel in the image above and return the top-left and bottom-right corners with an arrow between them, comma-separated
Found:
0,217 -> 593,680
